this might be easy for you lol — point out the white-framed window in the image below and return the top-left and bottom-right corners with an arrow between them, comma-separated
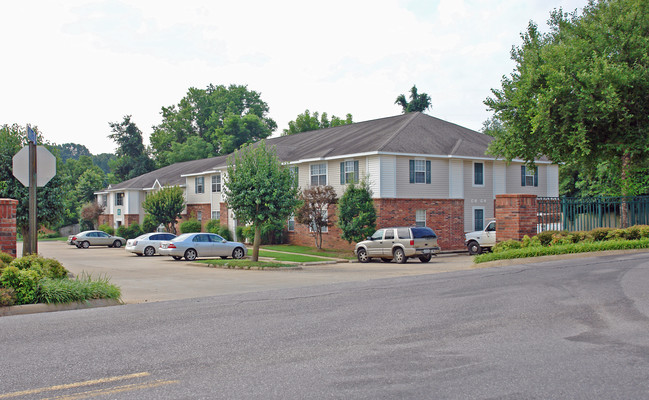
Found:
308,209 -> 328,233
473,162 -> 484,186
473,207 -> 485,231
115,192 -> 124,206
415,209 -> 426,227
287,215 -> 295,232
195,177 -> 204,194
212,174 -> 221,192
197,211 -> 202,221
409,159 -> 431,184
212,210 -> 220,220
289,166 -> 299,186
521,165 -> 539,187
310,163 -> 327,186
341,160 -> 359,184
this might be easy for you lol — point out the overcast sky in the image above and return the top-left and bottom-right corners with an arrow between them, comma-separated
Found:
2,0 -> 585,155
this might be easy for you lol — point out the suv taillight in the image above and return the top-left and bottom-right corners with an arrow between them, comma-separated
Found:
72,237 -> 77,241
410,240 -> 414,246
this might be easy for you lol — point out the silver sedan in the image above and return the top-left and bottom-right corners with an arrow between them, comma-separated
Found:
125,232 -> 177,256
158,233 -> 247,261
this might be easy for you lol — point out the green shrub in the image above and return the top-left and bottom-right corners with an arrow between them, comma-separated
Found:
98,223 -> 114,235
623,226 -> 641,240
638,225 -> 649,238
9,255 -> 69,279
142,214 -> 159,233
116,225 -> 128,239
0,252 -> 14,269
536,231 -> 560,246
589,228 -> 612,241
180,219 -> 202,234
235,226 -> 245,241
37,274 -> 121,304
205,219 -> 221,234
116,222 -> 143,240
219,226 -> 233,241
493,239 -> 523,253
605,229 -> 625,241
0,287 -> 16,306
0,267 -> 40,304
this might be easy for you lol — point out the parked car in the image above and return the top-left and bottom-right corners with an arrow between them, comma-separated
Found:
158,233 -> 247,261
465,220 -> 496,255
125,232 -> 177,256
354,226 -> 441,264
67,230 -> 126,249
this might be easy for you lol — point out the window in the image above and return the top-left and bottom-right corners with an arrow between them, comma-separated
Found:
340,160 -> 359,184
310,163 -> 327,186
371,229 -> 385,240
415,209 -> 426,227
474,162 -> 484,186
397,228 -> 411,239
117,209 -> 121,216
289,166 -> 299,186
197,211 -> 202,221
195,177 -> 204,194
409,160 -> 431,184
212,210 -> 220,220
212,174 -> 221,192
287,215 -> 295,232
474,208 -> 485,231
115,192 -> 124,206
521,166 -> 539,187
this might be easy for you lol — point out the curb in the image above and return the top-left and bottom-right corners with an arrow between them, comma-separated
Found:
0,299 -> 123,318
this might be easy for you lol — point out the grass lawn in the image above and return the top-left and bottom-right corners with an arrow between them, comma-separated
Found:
261,244 -> 354,260
257,250 -> 326,263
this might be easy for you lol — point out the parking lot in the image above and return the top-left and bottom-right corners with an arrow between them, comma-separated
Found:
33,241 -> 476,304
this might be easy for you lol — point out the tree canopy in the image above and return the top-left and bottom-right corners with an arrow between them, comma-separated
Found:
224,141 -> 299,261
150,84 -> 276,167
282,109 -> 353,135
485,0 -> 649,196
108,115 -> 155,183
295,185 -> 337,249
337,180 -> 376,243
141,185 -> 186,234
395,85 -> 432,113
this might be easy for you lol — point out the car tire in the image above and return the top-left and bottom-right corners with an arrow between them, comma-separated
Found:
172,256 -> 182,261
184,248 -> 197,261
136,253 -> 143,257
232,247 -> 245,259
144,246 -> 155,257
80,241 -> 90,249
393,248 -> 407,264
356,248 -> 370,263
467,241 -> 482,255
381,258 -> 392,263
112,240 -> 122,248
419,254 -> 432,263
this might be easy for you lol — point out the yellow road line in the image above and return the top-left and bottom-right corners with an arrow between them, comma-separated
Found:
0,372 -> 150,399
42,380 -> 179,400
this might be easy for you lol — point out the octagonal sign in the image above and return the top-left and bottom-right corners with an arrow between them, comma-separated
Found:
12,146 -> 57,187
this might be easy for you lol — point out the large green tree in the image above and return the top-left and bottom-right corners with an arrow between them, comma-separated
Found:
0,124 -> 65,253
224,141 -> 299,261
337,180 -> 377,243
395,85 -> 432,113
141,185 -> 186,234
108,115 -> 155,182
150,84 -> 277,166
485,0 -> 649,197
282,110 -> 353,135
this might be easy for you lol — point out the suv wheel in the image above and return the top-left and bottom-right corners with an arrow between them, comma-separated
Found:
393,248 -> 407,264
356,248 -> 369,263
467,241 -> 482,255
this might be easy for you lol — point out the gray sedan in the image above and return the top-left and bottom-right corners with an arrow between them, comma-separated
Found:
67,230 -> 126,249
158,233 -> 247,261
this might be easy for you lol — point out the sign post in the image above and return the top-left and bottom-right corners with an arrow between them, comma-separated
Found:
28,126 -> 38,254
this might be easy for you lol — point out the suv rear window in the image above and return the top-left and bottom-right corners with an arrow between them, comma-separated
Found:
411,227 -> 437,239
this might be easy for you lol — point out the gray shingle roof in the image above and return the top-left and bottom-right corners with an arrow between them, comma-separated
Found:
106,112 -> 498,191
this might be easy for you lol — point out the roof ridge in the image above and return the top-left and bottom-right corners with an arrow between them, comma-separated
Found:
377,112 -> 420,151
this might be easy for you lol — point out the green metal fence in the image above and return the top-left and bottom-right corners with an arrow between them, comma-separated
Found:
537,196 -> 649,232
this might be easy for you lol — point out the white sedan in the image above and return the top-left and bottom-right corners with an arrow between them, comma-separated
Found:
125,232 -> 177,256
158,233 -> 247,261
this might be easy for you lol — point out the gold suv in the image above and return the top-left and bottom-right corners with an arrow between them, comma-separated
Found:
354,227 -> 441,263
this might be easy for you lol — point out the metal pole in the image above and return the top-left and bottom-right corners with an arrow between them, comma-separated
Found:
28,135 -> 38,255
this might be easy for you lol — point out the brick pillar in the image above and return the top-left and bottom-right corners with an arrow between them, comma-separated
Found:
0,199 -> 18,257
495,194 -> 537,242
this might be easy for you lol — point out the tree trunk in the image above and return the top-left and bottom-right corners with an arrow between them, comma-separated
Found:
621,151 -> 630,228
252,225 -> 261,262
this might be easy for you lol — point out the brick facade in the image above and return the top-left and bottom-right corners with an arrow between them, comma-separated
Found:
97,214 -> 114,228
286,198 -> 466,252
124,214 -> 140,227
495,194 -> 537,242
184,203 -> 212,230
0,199 -> 18,257
220,203 -> 228,227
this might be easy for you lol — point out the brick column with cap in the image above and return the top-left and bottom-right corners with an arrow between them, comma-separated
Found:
0,199 -> 18,257
495,194 -> 537,242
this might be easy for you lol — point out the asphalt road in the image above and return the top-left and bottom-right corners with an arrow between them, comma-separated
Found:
1,251 -> 649,399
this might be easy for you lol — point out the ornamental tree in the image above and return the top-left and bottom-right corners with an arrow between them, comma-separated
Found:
141,185 -> 185,234
295,185 -> 338,249
337,180 -> 376,243
224,141 -> 299,261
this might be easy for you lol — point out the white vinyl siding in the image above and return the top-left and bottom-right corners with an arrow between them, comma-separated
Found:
449,159 -> 464,199
464,160 -> 493,233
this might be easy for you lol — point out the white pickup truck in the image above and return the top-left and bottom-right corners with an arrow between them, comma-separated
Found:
465,220 -> 496,255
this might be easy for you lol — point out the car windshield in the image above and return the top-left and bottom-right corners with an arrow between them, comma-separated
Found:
411,227 -> 437,239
